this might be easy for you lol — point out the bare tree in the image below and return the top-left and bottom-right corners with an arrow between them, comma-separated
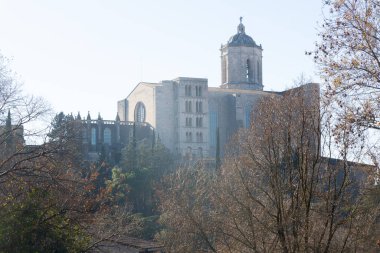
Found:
314,0 -> 380,135
158,83 -> 379,252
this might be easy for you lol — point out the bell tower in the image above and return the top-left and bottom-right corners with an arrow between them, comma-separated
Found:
221,17 -> 263,90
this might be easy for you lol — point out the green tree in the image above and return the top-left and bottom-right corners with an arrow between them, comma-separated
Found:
48,112 -> 83,162
0,188 -> 89,252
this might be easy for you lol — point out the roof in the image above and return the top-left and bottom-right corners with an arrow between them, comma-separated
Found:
93,237 -> 163,253
208,87 -> 280,96
227,17 -> 257,47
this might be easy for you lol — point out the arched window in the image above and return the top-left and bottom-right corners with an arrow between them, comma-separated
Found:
91,128 -> 96,145
104,128 -> 111,144
246,59 -> 251,82
134,102 -> 146,122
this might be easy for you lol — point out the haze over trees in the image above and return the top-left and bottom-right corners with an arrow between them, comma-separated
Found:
157,1 -> 380,251
0,0 -> 380,252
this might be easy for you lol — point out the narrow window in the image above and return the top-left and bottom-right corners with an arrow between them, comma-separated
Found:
91,128 -> 96,145
134,102 -> 146,122
246,59 -> 250,82
104,127 -> 111,144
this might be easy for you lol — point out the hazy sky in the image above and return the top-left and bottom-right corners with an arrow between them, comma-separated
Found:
0,0 -> 323,120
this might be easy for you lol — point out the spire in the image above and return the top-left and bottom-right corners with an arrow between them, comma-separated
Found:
76,111 -> 82,120
115,113 -> 120,122
6,109 -> 11,129
237,16 -> 245,34
97,113 -> 102,121
87,111 -> 91,121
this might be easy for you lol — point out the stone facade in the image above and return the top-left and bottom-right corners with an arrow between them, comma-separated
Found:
116,18 -> 319,160
81,113 -> 154,162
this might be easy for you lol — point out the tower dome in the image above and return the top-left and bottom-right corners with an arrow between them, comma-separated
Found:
227,17 -> 256,47
220,17 -> 263,90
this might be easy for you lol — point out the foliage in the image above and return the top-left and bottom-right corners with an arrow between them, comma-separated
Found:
48,112 -> 83,162
0,188 -> 89,253
104,137 -> 173,239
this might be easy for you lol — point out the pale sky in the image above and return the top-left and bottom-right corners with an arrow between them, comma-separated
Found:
0,0 -> 323,120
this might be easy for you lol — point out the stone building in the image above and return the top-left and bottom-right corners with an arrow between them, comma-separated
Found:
117,18 -> 318,159
80,112 -> 154,162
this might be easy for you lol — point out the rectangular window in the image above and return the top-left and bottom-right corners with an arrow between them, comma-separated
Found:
186,117 -> 193,127
185,85 -> 192,96
196,117 -> 203,127
186,132 -> 193,142
185,101 -> 192,113
196,101 -> 202,113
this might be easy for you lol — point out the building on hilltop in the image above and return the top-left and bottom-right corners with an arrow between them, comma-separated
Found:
117,17 -> 319,159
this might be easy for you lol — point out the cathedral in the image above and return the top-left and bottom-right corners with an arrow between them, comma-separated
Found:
116,18 -> 318,159
82,18 -> 318,161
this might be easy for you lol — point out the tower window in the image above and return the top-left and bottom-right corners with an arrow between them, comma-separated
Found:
196,86 -> 202,97
196,117 -> 203,127
246,59 -> 251,82
186,117 -> 192,127
196,101 -> 203,113
185,85 -> 192,96
185,101 -> 192,113
134,102 -> 146,122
